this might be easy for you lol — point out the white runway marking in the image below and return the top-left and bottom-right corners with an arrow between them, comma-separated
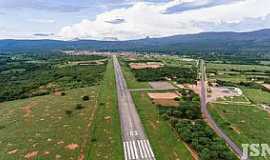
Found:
124,140 -> 156,160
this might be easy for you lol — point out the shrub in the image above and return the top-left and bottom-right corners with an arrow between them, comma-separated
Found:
65,110 -> 73,116
75,104 -> 84,110
82,95 -> 90,101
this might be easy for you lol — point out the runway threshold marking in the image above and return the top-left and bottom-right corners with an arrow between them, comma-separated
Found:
123,140 -> 155,160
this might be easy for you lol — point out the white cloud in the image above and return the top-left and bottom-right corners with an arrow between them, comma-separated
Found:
57,0 -> 270,40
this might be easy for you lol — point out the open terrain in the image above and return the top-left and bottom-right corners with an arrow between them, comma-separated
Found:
0,87 -> 98,160
88,59 -> 123,160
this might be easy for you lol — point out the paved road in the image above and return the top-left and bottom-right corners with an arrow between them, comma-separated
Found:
199,60 -> 249,160
113,56 -> 156,160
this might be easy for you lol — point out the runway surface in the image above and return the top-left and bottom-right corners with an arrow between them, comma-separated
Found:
113,56 -> 156,160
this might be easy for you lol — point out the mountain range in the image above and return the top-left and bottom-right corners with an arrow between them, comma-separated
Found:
1,29 -> 270,56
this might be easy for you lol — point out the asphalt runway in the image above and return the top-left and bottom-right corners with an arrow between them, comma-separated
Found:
113,56 -> 156,160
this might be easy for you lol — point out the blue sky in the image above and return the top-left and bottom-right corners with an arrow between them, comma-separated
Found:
1,0 -> 270,40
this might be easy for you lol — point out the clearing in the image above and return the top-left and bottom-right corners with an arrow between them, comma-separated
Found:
148,92 -> 180,107
149,81 -> 176,90
129,62 -> 164,70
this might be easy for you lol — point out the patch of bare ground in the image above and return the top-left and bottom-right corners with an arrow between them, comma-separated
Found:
149,81 -> 175,90
129,62 -> 164,70
263,84 -> 270,91
230,126 -> 241,134
22,101 -> 38,118
148,92 -> 180,107
65,144 -> 79,150
7,149 -> 18,155
24,151 -> 38,159
179,82 -> 242,102
148,92 -> 180,100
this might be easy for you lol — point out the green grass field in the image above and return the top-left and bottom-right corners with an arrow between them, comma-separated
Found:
209,103 -> 270,160
121,63 -> 150,89
0,87 -> 98,160
207,63 -> 270,72
242,88 -> 270,104
87,59 -> 123,160
132,92 -> 193,160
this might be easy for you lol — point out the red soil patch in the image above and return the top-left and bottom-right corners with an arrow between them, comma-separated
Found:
24,151 -> 38,159
148,92 -> 180,100
22,102 -> 38,118
65,143 -> 79,150
129,62 -> 163,70
148,92 -> 180,107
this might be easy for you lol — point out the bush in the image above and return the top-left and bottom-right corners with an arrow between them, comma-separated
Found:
75,104 -> 84,110
65,110 -> 73,116
82,95 -> 90,101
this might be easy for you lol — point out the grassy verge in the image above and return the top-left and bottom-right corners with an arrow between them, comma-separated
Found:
209,103 -> 270,160
242,88 -> 270,104
0,87 -> 98,160
87,59 -> 123,160
132,92 -> 193,160
121,63 -> 149,89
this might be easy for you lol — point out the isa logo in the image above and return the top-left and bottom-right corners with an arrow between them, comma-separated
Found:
242,144 -> 270,159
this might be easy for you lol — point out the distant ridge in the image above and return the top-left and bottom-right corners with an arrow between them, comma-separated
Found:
1,29 -> 270,55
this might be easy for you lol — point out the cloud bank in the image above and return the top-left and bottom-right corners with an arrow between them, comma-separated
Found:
54,0 -> 270,40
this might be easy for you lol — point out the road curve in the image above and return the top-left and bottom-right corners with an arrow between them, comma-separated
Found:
200,60 -> 249,160
113,55 -> 156,160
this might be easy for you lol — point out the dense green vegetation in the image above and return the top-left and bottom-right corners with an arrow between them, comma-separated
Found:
159,90 -> 237,160
0,55 -> 107,102
132,66 -> 197,83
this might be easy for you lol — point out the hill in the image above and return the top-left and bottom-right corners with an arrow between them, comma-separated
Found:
1,29 -> 270,56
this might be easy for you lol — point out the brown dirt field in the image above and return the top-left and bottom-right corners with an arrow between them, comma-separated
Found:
149,81 -> 175,90
148,92 -> 180,107
129,62 -> 163,70
148,92 -> 179,100
263,84 -> 270,91
153,99 -> 179,107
